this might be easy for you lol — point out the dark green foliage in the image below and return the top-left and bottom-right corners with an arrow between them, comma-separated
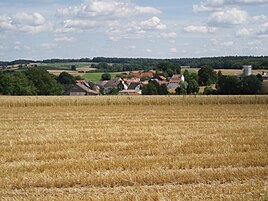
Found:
156,61 -> 181,78
25,68 -> 63,95
140,76 -> 151,81
97,62 -> 109,69
183,70 -> 190,82
101,73 -> 111,81
256,74 -> 263,82
175,82 -> 188,95
217,75 -> 241,95
187,79 -> 199,94
217,75 -> 262,95
142,80 -> 168,95
12,72 -> 37,95
0,69 -> 63,95
71,65 -> 76,71
0,72 -> 36,95
1,56 -> 268,71
110,87 -> 119,95
58,72 -> 76,85
75,75 -> 82,80
198,66 -> 218,86
58,72 -> 76,92
240,75 -> 262,94
203,86 -> 217,95
0,73 -> 15,95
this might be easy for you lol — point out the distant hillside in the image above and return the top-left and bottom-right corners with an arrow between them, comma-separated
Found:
1,56 -> 267,69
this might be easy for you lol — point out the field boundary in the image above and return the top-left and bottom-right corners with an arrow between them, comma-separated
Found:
0,95 -> 267,107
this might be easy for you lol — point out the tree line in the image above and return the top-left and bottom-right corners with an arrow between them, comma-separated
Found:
1,56 -> 267,69
0,69 -> 78,95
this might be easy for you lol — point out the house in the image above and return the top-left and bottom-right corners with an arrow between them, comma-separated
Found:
170,74 -> 185,83
130,71 -> 154,79
153,74 -> 167,81
96,77 -> 127,94
167,82 -> 180,93
66,80 -> 99,96
127,82 -> 142,91
119,82 -> 142,95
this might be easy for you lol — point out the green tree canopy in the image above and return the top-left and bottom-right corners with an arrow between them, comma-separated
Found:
101,73 -> 111,81
187,79 -> 199,94
240,75 -> 262,94
25,68 -> 63,95
198,66 -> 218,86
175,81 -> 188,95
58,72 -> 76,85
217,75 -> 241,95
142,80 -> 168,95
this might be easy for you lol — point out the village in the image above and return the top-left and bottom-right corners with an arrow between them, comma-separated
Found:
66,65 -> 268,96
67,70 -> 186,96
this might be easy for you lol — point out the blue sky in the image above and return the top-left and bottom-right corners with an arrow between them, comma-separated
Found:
0,0 -> 267,61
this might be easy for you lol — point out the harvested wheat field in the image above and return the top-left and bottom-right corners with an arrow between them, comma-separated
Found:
0,96 -> 268,201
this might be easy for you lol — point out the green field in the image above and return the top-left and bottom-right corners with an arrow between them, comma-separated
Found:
38,62 -> 94,71
82,73 -> 119,82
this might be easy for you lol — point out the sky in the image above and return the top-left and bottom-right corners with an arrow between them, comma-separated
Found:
0,0 -> 268,61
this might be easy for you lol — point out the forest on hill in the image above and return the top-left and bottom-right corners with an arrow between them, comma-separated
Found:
0,56 -> 267,69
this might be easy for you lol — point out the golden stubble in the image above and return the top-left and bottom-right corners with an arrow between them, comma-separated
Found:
0,96 -> 267,200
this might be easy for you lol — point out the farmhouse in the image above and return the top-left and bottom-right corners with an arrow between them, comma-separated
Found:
96,77 -> 127,94
66,80 -> 99,96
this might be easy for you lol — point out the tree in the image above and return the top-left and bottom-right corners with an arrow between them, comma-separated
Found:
217,75 -> 241,95
240,75 -> 262,94
101,73 -> 111,81
157,61 -> 172,72
203,86 -> 216,95
71,65 -> 76,71
176,81 -> 188,95
142,80 -> 167,95
0,72 -> 36,95
25,68 -> 63,95
187,79 -> 199,94
58,72 -> 76,85
12,72 -> 37,95
198,66 -> 218,86
97,62 -> 109,69
0,73 -> 14,95
183,70 -> 190,82
142,83 -> 158,95
256,74 -> 263,82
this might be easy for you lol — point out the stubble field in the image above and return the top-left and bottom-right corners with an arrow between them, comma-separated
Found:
0,96 -> 267,200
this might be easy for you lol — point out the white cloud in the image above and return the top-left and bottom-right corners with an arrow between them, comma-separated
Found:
63,19 -> 98,30
208,8 -> 248,25
194,0 -> 268,12
161,32 -> 177,38
184,25 -> 217,33
56,0 -> 165,41
54,36 -> 75,42
211,38 -> 234,46
256,22 -> 268,38
236,28 -> 251,36
252,15 -> 268,22
106,16 -> 168,41
0,12 -> 52,34
140,16 -> 166,30
57,0 -> 161,19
